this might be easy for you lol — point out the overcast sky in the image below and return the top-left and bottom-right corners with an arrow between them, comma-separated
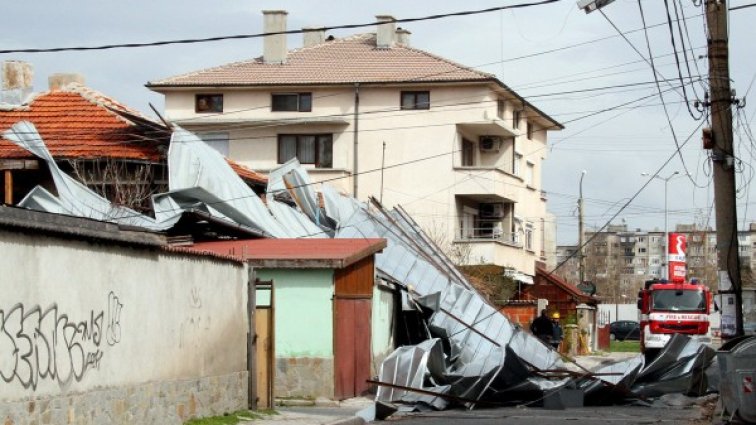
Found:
3,0 -> 755,245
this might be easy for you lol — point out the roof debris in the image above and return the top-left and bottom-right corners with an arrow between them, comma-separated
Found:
2,118 -> 718,419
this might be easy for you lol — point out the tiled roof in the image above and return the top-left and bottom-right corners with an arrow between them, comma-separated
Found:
0,85 -> 267,184
535,266 -> 598,304
227,160 -> 267,184
0,88 -> 162,161
189,238 -> 387,268
148,34 -> 494,87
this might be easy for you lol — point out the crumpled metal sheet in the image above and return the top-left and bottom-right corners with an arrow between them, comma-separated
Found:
3,121 -> 175,230
376,338 -> 451,410
6,122 -> 718,410
158,128 -> 293,237
333,198 -> 569,407
4,122 -> 324,238
631,334 -> 716,397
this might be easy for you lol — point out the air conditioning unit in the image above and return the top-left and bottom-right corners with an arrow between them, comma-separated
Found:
479,135 -> 502,152
479,203 -> 504,218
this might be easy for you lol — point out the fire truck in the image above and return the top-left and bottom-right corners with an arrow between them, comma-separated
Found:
637,278 -> 713,354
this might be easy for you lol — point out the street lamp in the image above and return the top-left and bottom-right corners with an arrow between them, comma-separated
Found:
578,170 -> 587,285
641,171 -> 688,280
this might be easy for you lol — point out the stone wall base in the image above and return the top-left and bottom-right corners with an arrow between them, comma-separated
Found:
1,371 -> 248,425
275,357 -> 333,399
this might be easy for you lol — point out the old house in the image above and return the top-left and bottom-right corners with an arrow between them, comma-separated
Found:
148,10 -> 563,280
0,62 -> 267,216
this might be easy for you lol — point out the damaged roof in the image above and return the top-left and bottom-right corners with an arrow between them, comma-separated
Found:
0,87 -> 162,161
0,84 -> 267,185
189,238 -> 387,268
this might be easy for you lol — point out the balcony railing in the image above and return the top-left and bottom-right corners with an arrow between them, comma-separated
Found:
457,228 -> 522,247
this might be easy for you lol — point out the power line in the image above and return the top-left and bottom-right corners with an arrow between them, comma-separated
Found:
0,1 -> 560,55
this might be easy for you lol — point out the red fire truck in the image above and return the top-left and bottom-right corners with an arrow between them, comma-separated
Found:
638,278 -> 713,355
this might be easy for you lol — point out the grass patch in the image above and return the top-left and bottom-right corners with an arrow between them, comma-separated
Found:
184,409 -> 278,425
610,339 -> 641,352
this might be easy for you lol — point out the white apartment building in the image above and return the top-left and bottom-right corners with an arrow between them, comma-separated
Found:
148,11 -> 563,276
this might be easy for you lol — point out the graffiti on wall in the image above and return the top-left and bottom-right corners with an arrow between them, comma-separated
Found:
0,292 -> 123,390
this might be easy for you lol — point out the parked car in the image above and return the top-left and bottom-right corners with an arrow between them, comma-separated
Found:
610,320 -> 641,341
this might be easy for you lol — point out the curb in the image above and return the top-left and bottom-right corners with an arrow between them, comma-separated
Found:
325,416 -> 366,425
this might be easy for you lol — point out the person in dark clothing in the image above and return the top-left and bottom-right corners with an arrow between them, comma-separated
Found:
550,312 -> 563,350
530,309 -> 554,345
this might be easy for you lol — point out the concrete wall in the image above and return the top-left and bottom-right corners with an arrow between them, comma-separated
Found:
0,229 -> 248,424
255,268 -> 334,398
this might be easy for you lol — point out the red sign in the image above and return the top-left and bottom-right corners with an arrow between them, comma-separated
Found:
668,233 -> 687,282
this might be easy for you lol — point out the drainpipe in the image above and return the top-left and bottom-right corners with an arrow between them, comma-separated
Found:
353,83 -> 360,198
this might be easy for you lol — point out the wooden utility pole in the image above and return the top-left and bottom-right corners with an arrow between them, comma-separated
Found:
578,171 -> 586,286
705,0 -> 744,338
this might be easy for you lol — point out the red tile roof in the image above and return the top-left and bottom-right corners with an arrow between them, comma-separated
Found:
0,88 -> 162,161
535,266 -> 598,304
188,238 -> 387,268
0,85 -> 267,185
148,33 -> 493,87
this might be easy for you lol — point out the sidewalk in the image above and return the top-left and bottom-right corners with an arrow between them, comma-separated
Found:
240,397 -> 372,425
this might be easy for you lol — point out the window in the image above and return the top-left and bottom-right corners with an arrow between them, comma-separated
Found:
195,94 -> 223,113
525,222 -> 534,251
525,161 -> 534,186
272,93 -> 312,112
199,132 -> 230,156
400,91 -> 430,110
278,134 -> 333,168
513,110 -> 521,129
526,122 -> 534,139
461,139 -> 474,166
497,99 -> 506,119
514,152 -> 523,176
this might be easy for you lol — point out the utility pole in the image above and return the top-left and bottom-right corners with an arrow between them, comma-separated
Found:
578,170 -> 586,285
705,0 -> 744,338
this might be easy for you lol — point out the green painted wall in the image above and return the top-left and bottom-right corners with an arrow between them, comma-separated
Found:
257,268 -> 334,357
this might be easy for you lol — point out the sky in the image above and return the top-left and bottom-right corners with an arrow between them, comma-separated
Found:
2,0 -> 755,245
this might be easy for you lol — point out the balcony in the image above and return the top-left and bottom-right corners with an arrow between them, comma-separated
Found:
456,227 -> 522,248
451,167 -> 523,201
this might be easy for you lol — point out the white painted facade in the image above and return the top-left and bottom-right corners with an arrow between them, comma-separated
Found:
0,228 -> 247,404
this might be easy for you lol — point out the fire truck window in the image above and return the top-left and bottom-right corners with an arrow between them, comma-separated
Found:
652,290 -> 706,312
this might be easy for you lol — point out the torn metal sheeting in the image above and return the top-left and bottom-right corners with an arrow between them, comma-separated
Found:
376,339 -> 451,410
4,121 -> 720,414
4,122 -> 324,238
3,121 -> 174,230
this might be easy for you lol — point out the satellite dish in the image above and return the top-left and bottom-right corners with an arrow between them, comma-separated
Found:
577,281 -> 596,296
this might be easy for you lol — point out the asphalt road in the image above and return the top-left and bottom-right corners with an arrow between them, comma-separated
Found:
386,405 -> 708,424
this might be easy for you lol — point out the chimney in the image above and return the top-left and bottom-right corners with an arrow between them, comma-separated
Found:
263,10 -> 288,64
48,73 -> 85,91
1,61 -> 33,105
303,27 -> 326,47
375,15 -> 396,49
395,27 -> 411,47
